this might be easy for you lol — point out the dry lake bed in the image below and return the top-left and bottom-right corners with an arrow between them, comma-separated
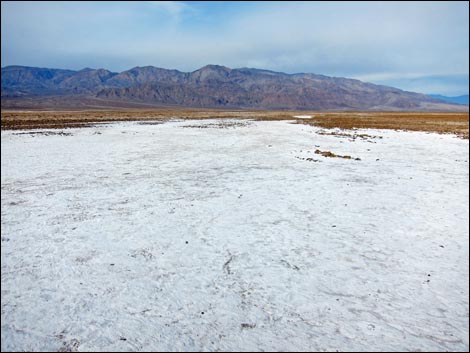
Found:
1,118 -> 469,351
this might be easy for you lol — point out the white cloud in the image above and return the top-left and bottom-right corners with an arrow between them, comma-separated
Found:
145,1 -> 195,21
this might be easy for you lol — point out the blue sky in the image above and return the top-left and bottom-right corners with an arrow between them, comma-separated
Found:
1,1 -> 468,96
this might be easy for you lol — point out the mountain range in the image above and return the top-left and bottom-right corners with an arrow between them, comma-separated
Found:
428,94 -> 469,106
1,65 -> 468,111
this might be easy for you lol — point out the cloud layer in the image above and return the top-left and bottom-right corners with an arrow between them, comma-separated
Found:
1,1 -> 468,95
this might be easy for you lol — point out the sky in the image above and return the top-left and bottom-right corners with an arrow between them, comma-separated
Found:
1,1 -> 469,96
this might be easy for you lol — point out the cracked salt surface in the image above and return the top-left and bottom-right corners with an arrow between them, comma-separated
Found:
1,119 -> 469,351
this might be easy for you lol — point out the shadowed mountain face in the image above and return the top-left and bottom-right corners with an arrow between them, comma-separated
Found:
1,65 -> 467,111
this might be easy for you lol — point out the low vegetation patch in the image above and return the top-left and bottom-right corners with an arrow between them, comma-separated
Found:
298,112 -> 469,139
1,110 -> 468,138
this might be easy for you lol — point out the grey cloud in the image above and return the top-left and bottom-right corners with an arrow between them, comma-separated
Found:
1,1 -> 468,94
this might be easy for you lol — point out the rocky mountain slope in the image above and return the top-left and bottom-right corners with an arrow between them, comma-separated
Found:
1,65 -> 467,111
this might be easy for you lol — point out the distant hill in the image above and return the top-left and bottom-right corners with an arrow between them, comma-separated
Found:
1,65 -> 468,111
428,94 -> 469,106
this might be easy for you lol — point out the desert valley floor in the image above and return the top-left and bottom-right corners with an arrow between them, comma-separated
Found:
1,118 -> 469,351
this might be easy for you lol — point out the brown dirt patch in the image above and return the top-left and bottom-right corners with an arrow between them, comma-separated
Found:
314,149 -> 361,161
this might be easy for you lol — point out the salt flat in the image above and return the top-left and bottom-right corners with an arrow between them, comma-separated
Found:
1,119 -> 469,352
